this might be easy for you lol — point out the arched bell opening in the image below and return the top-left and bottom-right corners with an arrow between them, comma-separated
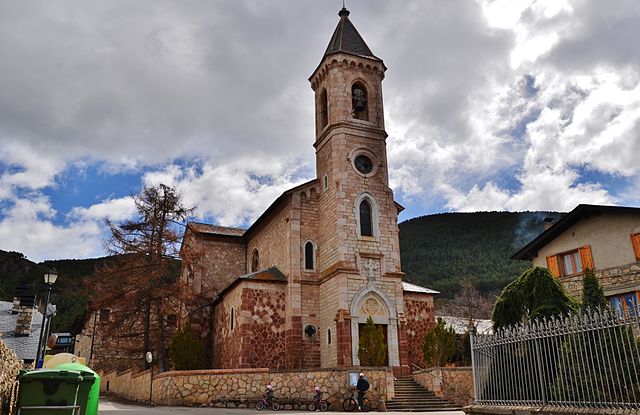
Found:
351,82 -> 369,121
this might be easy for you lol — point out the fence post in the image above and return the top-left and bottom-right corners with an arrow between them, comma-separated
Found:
534,336 -> 547,405
468,323 -> 478,403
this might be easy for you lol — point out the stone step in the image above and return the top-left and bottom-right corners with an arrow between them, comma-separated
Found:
389,376 -> 460,412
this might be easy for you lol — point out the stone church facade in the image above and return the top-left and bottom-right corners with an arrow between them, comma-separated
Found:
180,8 -> 437,375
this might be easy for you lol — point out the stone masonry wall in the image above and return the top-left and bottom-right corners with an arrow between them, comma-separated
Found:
560,261 -> 640,299
246,204 -> 292,276
413,367 -> 474,407
404,292 -> 436,369
213,284 -> 243,368
239,284 -> 287,369
152,367 -> 394,409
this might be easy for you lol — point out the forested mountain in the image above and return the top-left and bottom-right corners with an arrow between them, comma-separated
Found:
0,251 -> 116,333
1,210 -> 563,331
399,211 -> 564,298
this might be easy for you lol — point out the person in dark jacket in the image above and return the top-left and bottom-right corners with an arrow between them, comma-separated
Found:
356,373 -> 369,409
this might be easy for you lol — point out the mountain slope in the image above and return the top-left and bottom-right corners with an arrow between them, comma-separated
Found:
399,211 -> 563,298
0,211 -> 563,331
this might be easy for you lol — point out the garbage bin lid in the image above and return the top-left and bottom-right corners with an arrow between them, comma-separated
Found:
20,369 -> 83,383
55,363 -> 99,379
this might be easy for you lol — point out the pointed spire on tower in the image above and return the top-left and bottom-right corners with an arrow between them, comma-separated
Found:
323,7 -> 381,62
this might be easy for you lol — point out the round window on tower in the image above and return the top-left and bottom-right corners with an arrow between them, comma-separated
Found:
350,149 -> 378,177
354,155 -> 373,175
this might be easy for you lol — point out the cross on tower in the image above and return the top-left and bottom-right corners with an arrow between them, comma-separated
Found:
362,258 -> 379,282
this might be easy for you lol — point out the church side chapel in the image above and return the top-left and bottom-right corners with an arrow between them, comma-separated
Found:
180,7 -> 438,375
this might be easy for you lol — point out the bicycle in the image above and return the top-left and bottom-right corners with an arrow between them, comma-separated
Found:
342,390 -> 370,412
307,398 -> 330,411
256,396 -> 280,411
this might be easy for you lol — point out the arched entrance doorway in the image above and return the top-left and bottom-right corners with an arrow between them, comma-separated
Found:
350,286 -> 400,367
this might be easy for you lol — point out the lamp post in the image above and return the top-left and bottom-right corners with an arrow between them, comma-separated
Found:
36,268 -> 58,366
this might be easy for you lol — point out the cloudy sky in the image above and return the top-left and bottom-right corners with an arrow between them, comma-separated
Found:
1,0 -> 639,261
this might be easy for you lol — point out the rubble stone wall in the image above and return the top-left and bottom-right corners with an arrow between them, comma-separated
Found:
403,293 -> 436,368
561,262 -> 640,299
152,367 -> 394,408
413,367 -> 474,407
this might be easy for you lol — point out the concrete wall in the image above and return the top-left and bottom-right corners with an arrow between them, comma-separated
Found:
413,367 -> 474,407
100,369 -> 151,403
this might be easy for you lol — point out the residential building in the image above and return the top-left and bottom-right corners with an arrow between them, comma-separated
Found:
512,204 -> 640,314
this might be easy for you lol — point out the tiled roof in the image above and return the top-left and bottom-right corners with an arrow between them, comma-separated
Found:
323,8 -> 381,61
188,222 -> 245,237
214,267 -> 287,303
0,301 -> 44,361
511,204 -> 640,260
402,281 -> 439,295
437,315 -> 493,335
237,267 -> 287,283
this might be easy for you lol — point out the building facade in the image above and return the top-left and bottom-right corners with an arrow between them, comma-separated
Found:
181,8 -> 437,375
512,204 -> 640,314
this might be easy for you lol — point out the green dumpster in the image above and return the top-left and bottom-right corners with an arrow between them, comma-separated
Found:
54,363 -> 100,415
18,369 -> 83,414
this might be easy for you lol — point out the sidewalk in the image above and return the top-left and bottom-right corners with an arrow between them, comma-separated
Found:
99,397 -> 465,415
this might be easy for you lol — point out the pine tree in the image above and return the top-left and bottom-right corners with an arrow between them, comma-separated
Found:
491,266 -> 577,329
168,323 -> 204,370
581,268 -> 606,310
423,317 -> 456,367
358,317 -> 387,366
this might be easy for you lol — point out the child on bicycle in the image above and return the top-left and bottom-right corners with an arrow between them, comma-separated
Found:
313,386 -> 322,406
265,384 -> 275,405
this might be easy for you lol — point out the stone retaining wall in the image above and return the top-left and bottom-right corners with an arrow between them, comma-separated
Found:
413,367 -> 473,406
101,367 -> 394,410
100,369 -> 151,403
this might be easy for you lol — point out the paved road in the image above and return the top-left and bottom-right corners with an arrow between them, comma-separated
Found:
99,398 -> 465,415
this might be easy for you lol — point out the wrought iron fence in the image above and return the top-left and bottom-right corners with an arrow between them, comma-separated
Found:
470,307 -> 640,409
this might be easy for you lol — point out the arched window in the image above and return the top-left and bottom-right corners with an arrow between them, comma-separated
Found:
327,328 -> 332,345
359,200 -> 373,236
351,82 -> 369,121
304,241 -> 314,270
230,307 -> 235,331
251,249 -> 259,272
319,89 -> 328,129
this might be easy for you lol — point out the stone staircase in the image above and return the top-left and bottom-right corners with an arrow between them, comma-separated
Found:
385,376 -> 461,412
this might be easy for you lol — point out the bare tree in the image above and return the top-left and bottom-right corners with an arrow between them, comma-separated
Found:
88,184 -> 194,371
443,279 -> 495,326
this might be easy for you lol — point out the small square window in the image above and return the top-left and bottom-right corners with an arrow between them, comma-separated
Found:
99,309 -> 110,321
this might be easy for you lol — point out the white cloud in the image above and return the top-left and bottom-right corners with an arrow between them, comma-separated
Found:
143,158 -> 309,226
0,195 -> 103,261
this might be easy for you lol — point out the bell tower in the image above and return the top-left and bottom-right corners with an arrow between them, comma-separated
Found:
309,8 -> 406,371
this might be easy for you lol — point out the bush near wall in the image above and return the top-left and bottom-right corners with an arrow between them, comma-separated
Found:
0,340 -> 21,415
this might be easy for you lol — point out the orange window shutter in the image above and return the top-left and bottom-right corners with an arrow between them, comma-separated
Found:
579,245 -> 594,270
631,233 -> 640,261
546,255 -> 560,277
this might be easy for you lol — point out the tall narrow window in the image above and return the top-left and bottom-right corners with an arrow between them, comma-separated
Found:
251,249 -> 259,272
304,241 -> 314,270
359,200 -> 373,236
320,89 -> 328,129
327,328 -> 332,345
230,307 -> 235,331
351,83 -> 369,121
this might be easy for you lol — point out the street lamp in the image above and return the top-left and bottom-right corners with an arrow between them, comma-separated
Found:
36,268 -> 58,366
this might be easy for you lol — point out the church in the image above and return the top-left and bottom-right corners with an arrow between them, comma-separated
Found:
180,7 -> 437,376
